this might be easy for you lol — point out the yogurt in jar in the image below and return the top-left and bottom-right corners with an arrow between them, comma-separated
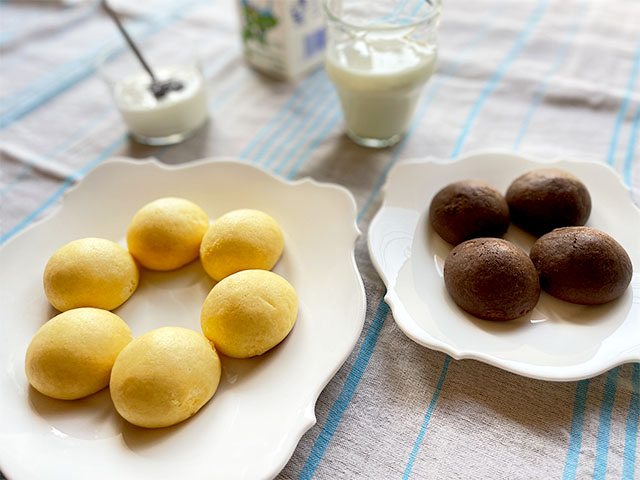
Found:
326,31 -> 437,143
113,66 -> 208,144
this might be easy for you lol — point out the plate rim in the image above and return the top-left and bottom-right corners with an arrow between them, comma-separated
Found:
0,156 -> 367,480
367,148 -> 640,382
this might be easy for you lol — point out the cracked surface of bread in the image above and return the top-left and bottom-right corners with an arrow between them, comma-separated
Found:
109,327 -> 221,429
429,180 -> 510,245
506,168 -> 591,236
201,270 -> 297,358
530,227 -> 632,304
199,209 -> 284,282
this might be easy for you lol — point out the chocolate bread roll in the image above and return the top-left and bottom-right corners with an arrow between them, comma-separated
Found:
529,227 -> 632,304
430,180 -> 510,245
506,168 -> 591,236
444,238 -> 540,321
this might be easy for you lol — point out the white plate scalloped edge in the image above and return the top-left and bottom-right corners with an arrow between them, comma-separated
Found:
0,157 -> 366,480
368,149 -> 640,382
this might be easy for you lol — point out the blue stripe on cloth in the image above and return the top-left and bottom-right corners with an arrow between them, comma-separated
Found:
297,300 -> 390,480
285,106 -> 341,180
623,102 -> 640,187
381,0 -> 410,23
250,77 -> 334,174
207,63 -> 252,112
402,0 -> 433,25
0,0 -> 210,130
563,380 -> 590,480
606,39 -> 640,167
450,0 -> 552,158
402,356 -> 452,480
263,79 -> 336,170
0,0 -> 173,110
274,88 -> 339,176
592,367 -> 620,479
0,106 -> 114,199
0,0 -> 180,110
513,0 -> 589,151
0,134 -> 128,246
0,2 -> 98,48
238,69 -> 325,161
622,364 -> 640,480
563,22 -> 640,480
0,165 -> 31,197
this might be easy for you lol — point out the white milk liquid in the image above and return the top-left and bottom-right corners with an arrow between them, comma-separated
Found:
113,66 -> 208,140
326,33 -> 437,141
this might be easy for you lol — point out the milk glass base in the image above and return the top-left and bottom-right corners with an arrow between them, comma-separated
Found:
130,121 -> 205,146
347,130 -> 403,149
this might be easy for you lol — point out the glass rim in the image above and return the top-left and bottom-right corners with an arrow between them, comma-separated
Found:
322,0 -> 442,31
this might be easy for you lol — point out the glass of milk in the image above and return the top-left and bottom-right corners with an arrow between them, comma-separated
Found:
98,44 -> 208,146
324,0 -> 441,148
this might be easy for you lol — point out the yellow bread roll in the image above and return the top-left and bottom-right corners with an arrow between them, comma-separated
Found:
25,308 -> 132,400
110,327 -> 221,429
43,237 -> 139,312
201,270 -> 298,358
199,209 -> 284,281
126,197 -> 209,271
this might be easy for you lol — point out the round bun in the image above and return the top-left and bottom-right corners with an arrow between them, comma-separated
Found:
444,238 -> 540,321
110,327 -> 221,429
201,270 -> 297,358
25,308 -> 132,400
506,168 -> 591,236
126,197 -> 209,271
43,237 -> 139,311
200,209 -> 284,281
530,227 -> 632,304
429,180 -> 509,245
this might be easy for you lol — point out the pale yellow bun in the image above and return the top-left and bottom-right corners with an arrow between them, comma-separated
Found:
25,308 -> 132,400
199,209 -> 284,281
110,327 -> 221,429
126,197 -> 209,271
201,270 -> 297,358
43,237 -> 139,312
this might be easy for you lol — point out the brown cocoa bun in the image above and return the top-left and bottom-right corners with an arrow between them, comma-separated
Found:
443,238 -> 540,321
505,168 -> 591,236
530,227 -> 632,305
429,180 -> 510,245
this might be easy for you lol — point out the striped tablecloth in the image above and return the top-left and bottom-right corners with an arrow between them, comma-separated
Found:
1,0 -> 639,478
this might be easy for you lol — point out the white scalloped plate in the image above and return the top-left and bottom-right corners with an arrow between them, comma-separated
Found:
0,158 -> 366,480
368,150 -> 640,382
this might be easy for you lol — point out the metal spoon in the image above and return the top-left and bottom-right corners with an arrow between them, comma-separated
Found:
101,0 -> 183,99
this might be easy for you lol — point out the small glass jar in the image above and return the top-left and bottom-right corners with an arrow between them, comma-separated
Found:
323,0 -> 441,148
98,43 -> 208,146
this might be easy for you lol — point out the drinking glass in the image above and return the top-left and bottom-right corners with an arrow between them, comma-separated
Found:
324,0 -> 441,148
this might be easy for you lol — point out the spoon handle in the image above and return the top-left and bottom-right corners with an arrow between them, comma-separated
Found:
101,0 -> 157,83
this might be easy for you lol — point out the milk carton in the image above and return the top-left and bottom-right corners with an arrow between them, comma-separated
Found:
237,0 -> 326,79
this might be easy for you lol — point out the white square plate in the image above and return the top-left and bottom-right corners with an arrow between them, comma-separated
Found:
368,150 -> 640,381
0,158 -> 366,480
